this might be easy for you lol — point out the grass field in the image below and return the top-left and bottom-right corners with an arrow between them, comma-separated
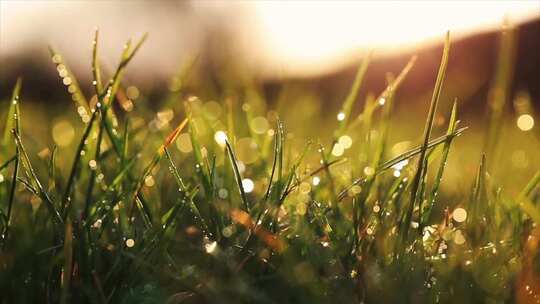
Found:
0,29 -> 539,303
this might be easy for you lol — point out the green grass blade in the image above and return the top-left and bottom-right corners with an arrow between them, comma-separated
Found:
2,78 -> 22,148
378,126 -> 466,172
262,123 -> 280,202
518,171 -> 540,200
371,56 -> 417,170
0,155 -> 16,172
187,114 -> 213,198
518,197 -> 540,224
403,32 -> 450,239
164,149 -> 210,237
421,100 -> 459,227
48,46 -> 88,109
61,110 -> 98,218
225,139 -> 250,211
339,126 -> 466,201
3,149 -> 19,248
3,80 -> 22,246
337,52 -> 372,135
83,29 -> 105,220
128,118 -> 188,227
83,122 -> 104,220
13,130 -> 64,229
92,29 -> 104,96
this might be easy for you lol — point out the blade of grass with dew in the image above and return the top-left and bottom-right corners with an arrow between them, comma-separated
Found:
2,78 -> 22,149
104,157 -> 137,192
186,113 -> 218,234
3,79 -> 22,247
87,35 -> 151,231
225,139 -> 250,212
163,149 -> 209,239
98,34 -> 148,157
341,56 -> 416,217
262,121 -> 282,203
421,100 -> 459,228
83,29 -> 107,222
338,126 -> 466,201
378,127 -> 467,172
92,29 -> 104,96
83,29 -> 106,221
403,32 -> 450,240
16,176 -> 38,195
279,141 -> 311,203
242,123 -> 285,256
128,118 -> 188,227
61,110 -> 98,219
48,47 -> 89,110
80,123 -> 105,289
336,52 -> 372,136
187,114 -> 213,198
258,119 -> 286,207
13,130 -> 63,229
367,56 -> 417,176
380,174 -> 408,225
354,70 -> 404,252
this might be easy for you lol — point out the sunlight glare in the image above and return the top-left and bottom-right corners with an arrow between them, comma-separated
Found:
251,1 -> 538,75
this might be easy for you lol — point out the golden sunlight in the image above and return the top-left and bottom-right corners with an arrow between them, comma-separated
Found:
248,1 -> 539,75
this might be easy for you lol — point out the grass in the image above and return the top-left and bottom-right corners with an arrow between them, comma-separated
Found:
0,28 -> 539,304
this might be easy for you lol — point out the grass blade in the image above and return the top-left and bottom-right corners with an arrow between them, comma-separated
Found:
48,47 -> 88,109
0,155 -> 16,172
2,80 -> 22,247
60,219 -> 73,304
164,149 -> 209,237
61,110 -> 98,218
337,52 -> 372,135
403,31 -> 450,239
92,28 -> 104,96
225,139 -> 250,211
518,171 -> 540,200
2,78 -> 22,148
13,130 -> 64,229
128,118 -> 188,226
421,100 -> 459,227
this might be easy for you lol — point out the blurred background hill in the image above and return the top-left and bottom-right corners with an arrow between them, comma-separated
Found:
1,0 -> 538,110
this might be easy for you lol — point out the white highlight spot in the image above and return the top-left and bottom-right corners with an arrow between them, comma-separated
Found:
214,131 -> 228,146
242,178 -> 255,193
